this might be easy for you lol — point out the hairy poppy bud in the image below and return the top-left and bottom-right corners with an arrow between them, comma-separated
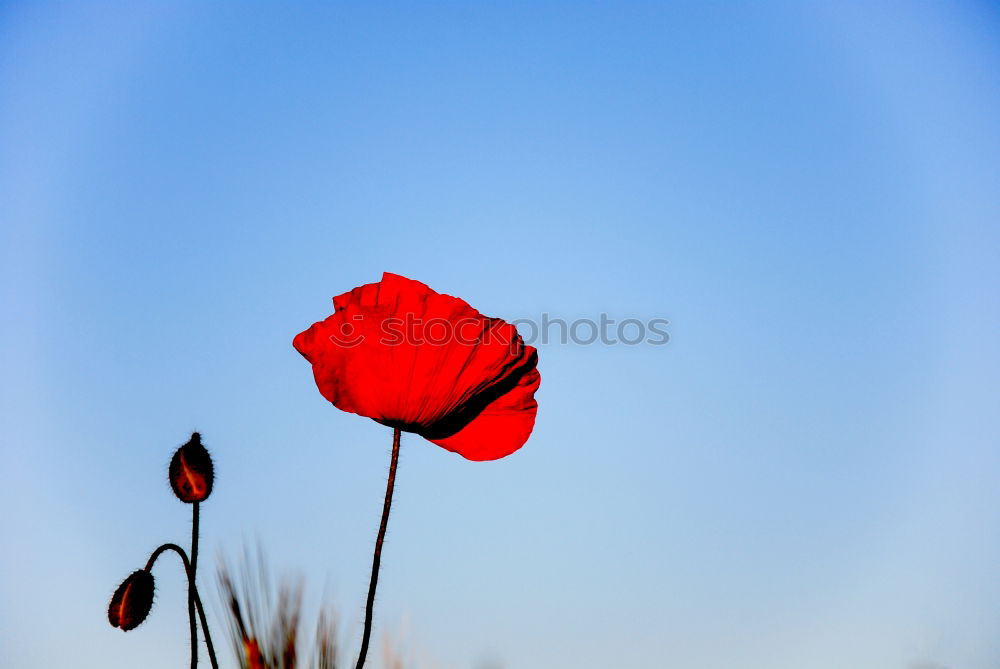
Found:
169,432 -> 214,503
108,569 -> 155,631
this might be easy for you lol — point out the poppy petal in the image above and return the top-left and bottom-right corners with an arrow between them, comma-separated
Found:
426,366 -> 540,461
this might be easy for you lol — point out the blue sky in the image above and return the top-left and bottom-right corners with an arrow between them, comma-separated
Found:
2,3 -> 999,668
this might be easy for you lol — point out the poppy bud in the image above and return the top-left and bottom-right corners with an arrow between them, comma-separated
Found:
169,432 -> 214,503
108,569 -> 155,631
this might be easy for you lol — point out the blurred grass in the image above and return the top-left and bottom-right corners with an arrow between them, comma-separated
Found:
218,548 -> 393,669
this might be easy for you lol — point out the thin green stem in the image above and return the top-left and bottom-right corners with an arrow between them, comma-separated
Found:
146,543 -> 219,669
355,427 -> 402,669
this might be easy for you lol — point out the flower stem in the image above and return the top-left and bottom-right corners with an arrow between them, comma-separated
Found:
146,543 -> 219,669
189,502 -> 200,669
355,427 -> 401,669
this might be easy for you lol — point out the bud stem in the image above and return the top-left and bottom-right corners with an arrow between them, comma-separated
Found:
355,427 -> 401,669
189,502 -> 201,669
146,543 -> 219,669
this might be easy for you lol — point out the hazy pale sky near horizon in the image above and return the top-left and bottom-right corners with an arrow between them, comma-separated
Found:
2,3 -> 999,669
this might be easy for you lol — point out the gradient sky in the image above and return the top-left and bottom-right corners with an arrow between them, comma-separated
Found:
2,3 -> 999,669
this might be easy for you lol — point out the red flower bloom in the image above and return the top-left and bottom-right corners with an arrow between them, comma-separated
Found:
293,273 -> 540,460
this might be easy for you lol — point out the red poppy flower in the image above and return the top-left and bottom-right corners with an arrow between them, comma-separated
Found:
293,272 -> 540,460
